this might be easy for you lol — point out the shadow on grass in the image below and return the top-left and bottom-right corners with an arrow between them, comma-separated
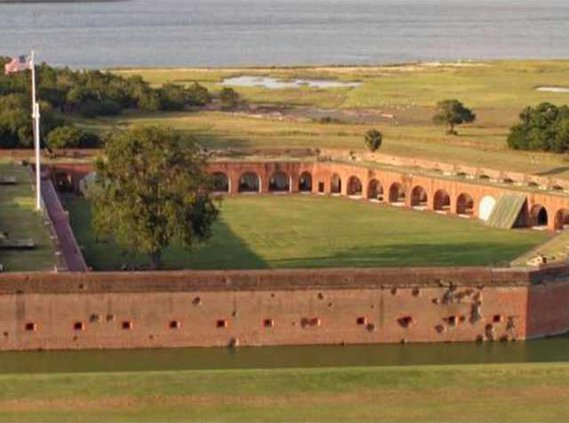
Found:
535,166 -> 569,177
266,242 -> 532,269
64,195 -> 267,271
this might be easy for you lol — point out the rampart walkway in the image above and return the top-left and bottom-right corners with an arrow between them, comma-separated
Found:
41,177 -> 88,272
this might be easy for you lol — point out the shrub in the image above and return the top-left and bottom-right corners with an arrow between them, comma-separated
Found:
364,129 -> 383,152
219,87 -> 239,110
507,103 -> 569,152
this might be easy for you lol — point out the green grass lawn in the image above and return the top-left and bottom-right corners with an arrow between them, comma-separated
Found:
82,61 -> 569,178
0,163 -> 55,272
66,194 -> 548,270
113,61 -> 569,111
0,363 -> 567,421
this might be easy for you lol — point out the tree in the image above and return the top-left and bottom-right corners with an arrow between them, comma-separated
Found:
219,87 -> 239,110
46,125 -> 84,150
88,126 -> 219,269
187,82 -> 211,106
507,103 -> 569,152
137,90 -> 161,112
159,83 -> 188,111
364,129 -> 383,152
0,94 -> 31,148
432,99 -> 476,135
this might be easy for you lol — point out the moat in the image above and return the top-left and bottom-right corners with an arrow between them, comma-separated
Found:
1,335 -> 567,374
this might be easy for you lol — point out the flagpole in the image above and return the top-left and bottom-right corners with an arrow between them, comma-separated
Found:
30,50 -> 41,211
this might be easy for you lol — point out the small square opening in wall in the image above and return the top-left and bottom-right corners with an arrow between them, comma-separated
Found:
24,322 -> 37,332
301,317 -> 321,328
169,320 -> 181,330
263,319 -> 274,328
493,314 -> 503,323
216,319 -> 228,329
121,321 -> 133,330
446,316 -> 458,327
73,322 -> 85,331
356,317 -> 367,326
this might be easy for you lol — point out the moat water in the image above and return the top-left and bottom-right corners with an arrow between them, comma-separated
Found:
0,0 -> 568,68
0,335 -> 567,374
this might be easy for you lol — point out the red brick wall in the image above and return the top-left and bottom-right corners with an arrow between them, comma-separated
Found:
51,160 -> 569,230
0,269 -> 566,351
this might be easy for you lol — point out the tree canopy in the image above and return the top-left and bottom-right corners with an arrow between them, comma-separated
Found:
219,87 -> 240,110
507,102 -> 569,153
0,58 -> 213,148
88,126 -> 219,269
364,129 -> 383,152
432,99 -> 476,135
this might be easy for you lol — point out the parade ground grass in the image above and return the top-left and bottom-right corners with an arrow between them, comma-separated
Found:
97,60 -> 569,178
0,163 -> 54,272
66,194 -> 548,270
0,363 -> 567,421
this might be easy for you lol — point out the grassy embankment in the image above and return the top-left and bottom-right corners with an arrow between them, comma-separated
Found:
66,194 -> 547,270
0,363 -> 567,421
84,61 -> 569,177
0,163 -> 55,271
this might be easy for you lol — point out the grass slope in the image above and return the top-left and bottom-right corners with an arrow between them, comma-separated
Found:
0,363 -> 567,421
88,61 -> 569,178
0,163 -> 55,271
66,194 -> 547,270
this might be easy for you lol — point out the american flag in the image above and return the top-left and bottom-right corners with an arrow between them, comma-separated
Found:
4,55 -> 32,75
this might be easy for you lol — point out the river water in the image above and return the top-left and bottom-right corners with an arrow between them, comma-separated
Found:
0,335 -> 567,374
0,0 -> 568,68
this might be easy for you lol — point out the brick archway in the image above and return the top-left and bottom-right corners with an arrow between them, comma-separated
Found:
331,174 -> 342,194
554,208 -> 569,230
389,182 -> 405,204
54,171 -> 73,193
299,172 -> 312,192
269,171 -> 290,192
530,204 -> 549,227
239,172 -> 261,193
411,185 -> 428,207
434,189 -> 450,212
367,179 -> 384,201
347,176 -> 363,196
457,193 -> 474,216
211,172 -> 230,193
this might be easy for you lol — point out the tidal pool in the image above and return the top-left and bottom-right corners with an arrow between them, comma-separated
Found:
221,76 -> 362,90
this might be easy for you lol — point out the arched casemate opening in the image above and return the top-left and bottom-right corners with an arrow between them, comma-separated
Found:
211,172 -> 229,193
456,193 -> 474,216
269,171 -> 290,192
433,189 -> 451,212
299,172 -> 312,192
530,204 -> 548,227
238,172 -> 260,193
347,176 -> 363,196
389,182 -> 406,204
367,179 -> 384,201
554,208 -> 569,230
54,172 -> 73,192
478,195 -> 496,222
331,174 -> 342,194
410,186 -> 428,208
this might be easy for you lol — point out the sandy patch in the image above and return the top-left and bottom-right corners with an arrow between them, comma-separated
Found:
536,86 -> 569,93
